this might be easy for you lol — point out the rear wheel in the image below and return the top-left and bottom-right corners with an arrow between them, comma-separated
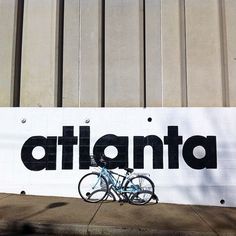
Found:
124,175 -> 154,205
78,173 -> 108,203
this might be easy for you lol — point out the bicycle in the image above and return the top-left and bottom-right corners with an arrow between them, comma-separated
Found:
78,156 -> 158,205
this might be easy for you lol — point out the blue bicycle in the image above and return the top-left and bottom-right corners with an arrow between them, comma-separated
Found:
78,158 -> 157,205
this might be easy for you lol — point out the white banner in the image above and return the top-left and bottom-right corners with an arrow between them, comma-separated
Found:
0,108 -> 235,207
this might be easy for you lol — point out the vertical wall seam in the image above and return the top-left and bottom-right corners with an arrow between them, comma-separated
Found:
13,0 -> 24,107
159,0 -> 163,107
57,0 -> 64,107
160,0 -> 164,107
143,0 -> 146,108
219,0 -> 229,107
101,0 -> 105,107
78,0 -> 81,106
179,0 -> 188,107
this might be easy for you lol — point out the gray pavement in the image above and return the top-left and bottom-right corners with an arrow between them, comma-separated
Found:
0,193 -> 235,235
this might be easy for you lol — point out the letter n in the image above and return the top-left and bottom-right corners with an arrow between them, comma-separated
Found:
134,136 -> 163,169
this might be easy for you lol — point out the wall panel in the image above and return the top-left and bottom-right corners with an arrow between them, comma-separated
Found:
20,0 -> 58,107
0,0 -> 17,106
185,0 -> 223,106
105,0 -> 144,107
161,0 -> 183,106
224,0 -> 236,106
145,0 -> 162,107
63,0 -> 102,107
79,0 -> 102,107
63,0 -> 80,107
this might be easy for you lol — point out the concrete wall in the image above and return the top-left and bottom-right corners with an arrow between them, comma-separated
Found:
0,0 -> 236,107
0,0 -> 17,107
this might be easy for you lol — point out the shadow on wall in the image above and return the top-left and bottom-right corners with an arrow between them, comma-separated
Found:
166,110 -> 234,206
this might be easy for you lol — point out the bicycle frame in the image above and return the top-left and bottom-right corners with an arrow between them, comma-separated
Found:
94,166 -> 141,201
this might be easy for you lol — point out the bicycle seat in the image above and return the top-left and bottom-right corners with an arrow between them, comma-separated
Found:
124,168 -> 134,173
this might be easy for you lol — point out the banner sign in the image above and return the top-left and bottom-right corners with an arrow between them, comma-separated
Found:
0,108 -> 235,206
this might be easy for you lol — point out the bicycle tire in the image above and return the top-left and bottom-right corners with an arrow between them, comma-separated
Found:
78,172 -> 109,203
124,175 -> 155,205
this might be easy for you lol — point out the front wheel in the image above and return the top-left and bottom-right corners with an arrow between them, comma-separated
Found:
78,173 -> 108,203
124,175 -> 155,205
